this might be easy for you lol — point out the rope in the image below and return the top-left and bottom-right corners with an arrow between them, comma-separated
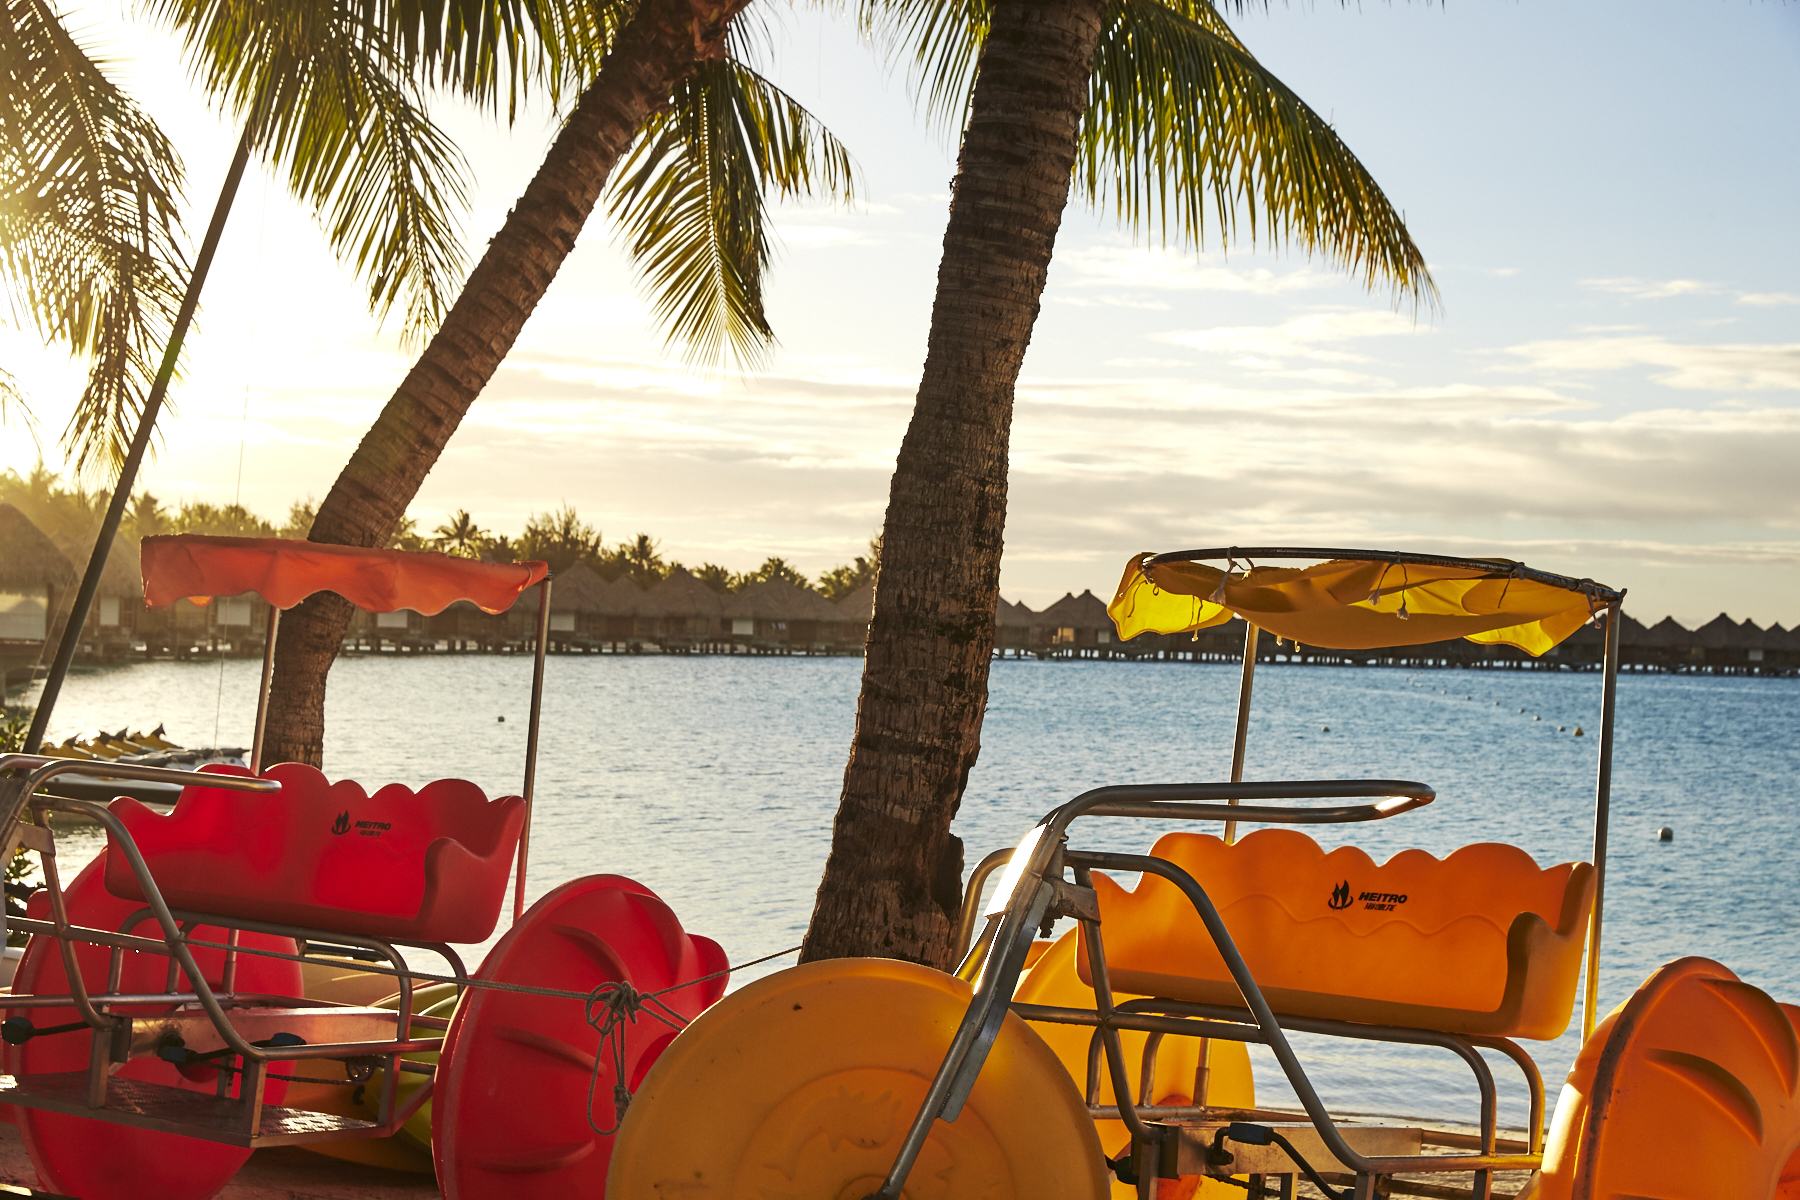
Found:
583,944 -> 802,1136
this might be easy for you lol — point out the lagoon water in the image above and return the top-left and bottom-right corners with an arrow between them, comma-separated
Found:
17,654 -> 1800,1133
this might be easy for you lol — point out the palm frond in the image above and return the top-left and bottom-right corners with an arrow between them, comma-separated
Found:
0,364 -> 42,447
605,58 -> 858,369
361,0 -> 629,115
1081,0 -> 1435,306
855,0 -> 988,143
0,0 -> 189,477
151,0 -> 472,342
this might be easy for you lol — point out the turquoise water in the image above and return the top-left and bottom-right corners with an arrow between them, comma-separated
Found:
18,655 -> 1800,1132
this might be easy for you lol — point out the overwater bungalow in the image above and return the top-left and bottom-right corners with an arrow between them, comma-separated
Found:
46,531 -> 143,661
0,503 -> 75,683
721,579 -> 844,653
1035,589 -> 1116,655
643,567 -> 725,650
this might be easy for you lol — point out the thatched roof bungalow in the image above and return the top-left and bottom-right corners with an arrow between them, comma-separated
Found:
0,504 -> 76,642
833,583 -> 874,649
994,598 -> 1037,652
1037,589 -> 1114,648
48,532 -> 147,652
723,579 -> 841,649
642,567 -> 724,645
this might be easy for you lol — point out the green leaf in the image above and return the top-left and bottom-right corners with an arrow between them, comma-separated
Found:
854,0 -> 1435,307
151,0 -> 476,342
1080,0 -> 1435,305
606,56 -> 859,369
0,0 -> 189,478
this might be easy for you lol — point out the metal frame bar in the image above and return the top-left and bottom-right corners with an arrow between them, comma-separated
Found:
884,780 -> 1512,1200
1224,622 -> 1259,845
515,576 -> 553,921
1140,547 -> 1625,604
1583,600 -> 1624,1040
250,606 -> 280,772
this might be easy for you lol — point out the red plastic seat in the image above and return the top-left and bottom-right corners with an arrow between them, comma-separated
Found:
104,763 -> 526,944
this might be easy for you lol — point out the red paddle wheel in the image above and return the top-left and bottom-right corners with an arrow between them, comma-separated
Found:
5,855 -> 302,1200
432,874 -> 728,1199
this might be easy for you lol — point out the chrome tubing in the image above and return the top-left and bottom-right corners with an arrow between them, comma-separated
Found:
1583,599 -> 1625,1042
515,575 -> 553,923
1067,849 -> 1537,1176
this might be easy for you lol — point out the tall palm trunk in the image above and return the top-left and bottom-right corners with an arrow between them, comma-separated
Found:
262,0 -> 751,767
801,0 -> 1106,966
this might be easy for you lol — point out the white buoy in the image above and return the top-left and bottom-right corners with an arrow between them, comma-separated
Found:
1657,826 -> 1674,842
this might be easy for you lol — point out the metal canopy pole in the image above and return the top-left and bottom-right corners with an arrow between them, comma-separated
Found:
513,577 -> 552,922
1223,622 -> 1260,845
1203,619 -> 1261,1109
1582,599 -> 1625,1041
249,606 -> 281,772
24,126 -> 258,755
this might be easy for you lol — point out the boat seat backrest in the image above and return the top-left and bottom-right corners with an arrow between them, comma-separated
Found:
1078,828 -> 1595,1040
105,762 -> 526,944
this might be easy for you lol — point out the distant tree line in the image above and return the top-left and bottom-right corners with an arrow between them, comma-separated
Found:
1,467 -> 881,602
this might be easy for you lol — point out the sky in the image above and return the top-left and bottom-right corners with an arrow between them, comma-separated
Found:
3,1 -> 1798,623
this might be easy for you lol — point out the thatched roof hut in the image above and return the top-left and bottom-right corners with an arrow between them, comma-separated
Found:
643,567 -> 725,621
52,531 -> 141,600
591,573 -> 647,618
1038,589 -> 1112,645
1696,613 -> 1760,650
722,578 -> 836,622
552,561 -> 611,612
835,583 -> 874,624
0,504 -> 77,593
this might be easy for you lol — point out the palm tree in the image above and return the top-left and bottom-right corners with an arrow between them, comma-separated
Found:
802,0 -> 1437,966
257,3 -> 857,767
0,0 -> 188,473
433,508 -> 488,557
20,0 -> 566,751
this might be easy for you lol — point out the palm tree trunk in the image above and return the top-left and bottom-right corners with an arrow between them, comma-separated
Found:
801,0 -> 1106,967
261,0 -> 752,767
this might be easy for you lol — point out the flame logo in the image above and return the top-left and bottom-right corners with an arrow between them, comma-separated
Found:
331,810 -> 350,835
1327,880 -> 1353,910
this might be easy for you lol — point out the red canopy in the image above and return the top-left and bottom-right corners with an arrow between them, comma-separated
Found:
141,535 -> 549,615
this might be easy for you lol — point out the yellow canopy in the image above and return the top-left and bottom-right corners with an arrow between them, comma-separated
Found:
1108,553 -> 1607,657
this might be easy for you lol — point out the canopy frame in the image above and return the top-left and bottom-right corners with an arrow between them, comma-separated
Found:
1145,546 -> 1624,1043
141,536 -> 555,926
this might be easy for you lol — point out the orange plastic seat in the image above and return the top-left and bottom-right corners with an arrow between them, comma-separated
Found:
1079,829 -> 1594,1039
104,763 -> 526,944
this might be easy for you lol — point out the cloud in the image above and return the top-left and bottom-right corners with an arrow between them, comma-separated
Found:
1160,311 -> 1425,364
1057,246 -> 1345,296
1056,296 -> 1172,311
1739,292 -> 1800,306
778,225 -> 875,249
1581,277 -> 1721,300
1501,335 -> 1800,391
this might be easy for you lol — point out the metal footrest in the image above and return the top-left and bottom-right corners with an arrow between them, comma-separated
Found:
1174,1121 -> 1424,1177
0,1072 -> 387,1148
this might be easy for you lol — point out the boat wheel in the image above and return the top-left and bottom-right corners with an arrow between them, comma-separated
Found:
1015,930 -> 1255,1199
1537,956 -> 1800,1199
606,957 -> 1108,1200
431,874 -> 728,1199
5,853 -> 302,1200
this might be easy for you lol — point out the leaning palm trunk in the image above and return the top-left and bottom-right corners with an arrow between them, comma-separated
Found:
261,0 -> 752,766
801,0 -> 1107,967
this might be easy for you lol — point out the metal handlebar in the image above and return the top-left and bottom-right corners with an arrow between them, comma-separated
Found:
0,754 -> 283,797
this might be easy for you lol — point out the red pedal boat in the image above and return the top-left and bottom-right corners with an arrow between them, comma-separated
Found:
0,536 -> 729,1200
